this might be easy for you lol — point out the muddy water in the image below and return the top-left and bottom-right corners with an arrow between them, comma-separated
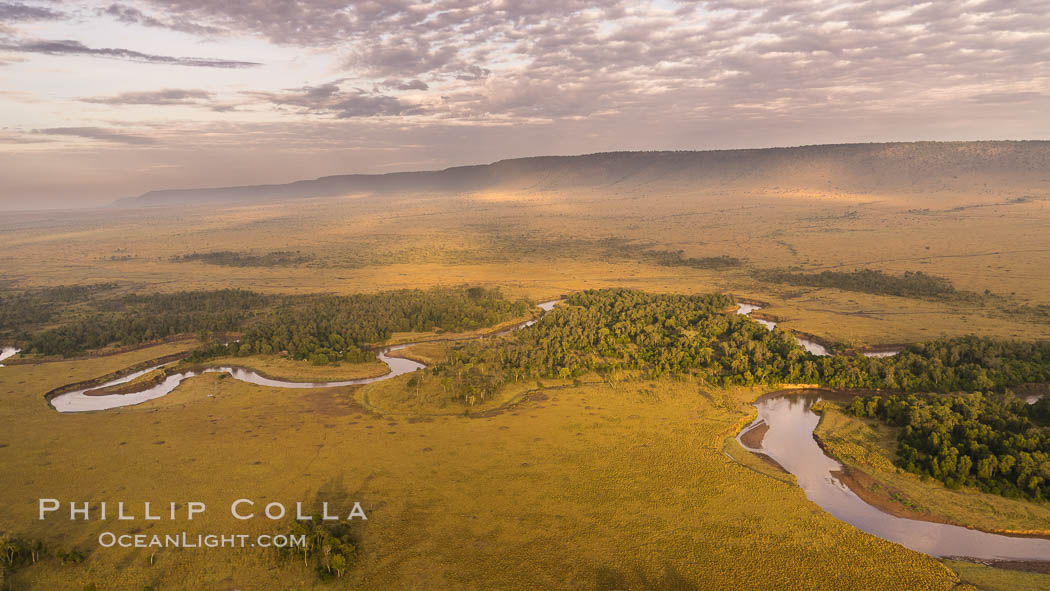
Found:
739,390 -> 1050,561
48,301 -> 560,413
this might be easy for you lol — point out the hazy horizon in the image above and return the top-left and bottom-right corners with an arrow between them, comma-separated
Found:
2,1 -> 1049,209
7,139 -> 1048,212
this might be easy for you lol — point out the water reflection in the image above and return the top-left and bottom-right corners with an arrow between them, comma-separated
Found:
0,347 -> 19,366
741,391 -> 1050,560
735,303 -> 893,358
49,301 -> 560,413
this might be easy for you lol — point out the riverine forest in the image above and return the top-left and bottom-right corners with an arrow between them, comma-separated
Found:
4,2 -> 1050,591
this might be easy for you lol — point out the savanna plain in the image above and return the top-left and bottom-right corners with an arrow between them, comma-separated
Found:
2,143 -> 1050,590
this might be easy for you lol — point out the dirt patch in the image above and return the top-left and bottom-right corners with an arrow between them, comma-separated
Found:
789,329 -> 835,350
85,371 -> 167,396
740,422 -> 768,448
467,407 -> 508,419
845,344 -> 908,356
830,467 -> 940,522
1013,382 -> 1050,399
380,349 -> 429,365
754,452 -> 789,474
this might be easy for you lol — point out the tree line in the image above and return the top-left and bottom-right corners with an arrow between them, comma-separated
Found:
171,250 -> 312,267
1,532 -> 84,588
13,286 -> 529,359
755,268 -> 961,299
428,289 -> 1050,405
848,392 -> 1050,501
0,283 -> 119,343
21,289 -> 269,356
643,250 -> 742,270
230,287 -> 530,364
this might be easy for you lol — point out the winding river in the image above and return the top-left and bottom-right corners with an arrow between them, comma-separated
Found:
0,346 -> 19,367
738,391 -> 1050,561
735,303 -> 831,356
734,302 -> 903,358
37,299 -> 1050,561
48,300 -> 559,413
735,303 -> 1049,561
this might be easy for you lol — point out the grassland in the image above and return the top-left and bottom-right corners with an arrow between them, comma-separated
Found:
813,404 -> 1050,535
198,354 -> 389,382
3,178 -> 1049,349
3,144 -> 1050,588
944,560 -> 1050,591
0,343 -> 966,590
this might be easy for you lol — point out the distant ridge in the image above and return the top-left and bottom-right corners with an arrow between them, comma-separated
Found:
111,141 -> 1050,207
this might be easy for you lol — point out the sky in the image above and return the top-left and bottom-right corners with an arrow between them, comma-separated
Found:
1,0 -> 1048,209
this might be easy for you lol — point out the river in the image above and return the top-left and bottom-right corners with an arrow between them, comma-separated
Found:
41,298 -> 1050,561
0,347 -> 19,367
734,303 -> 902,358
734,303 -> 1049,560
738,390 -> 1050,561
48,301 -> 559,413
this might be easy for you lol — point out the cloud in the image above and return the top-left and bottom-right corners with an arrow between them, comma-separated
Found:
350,37 -> 459,77
34,126 -> 157,144
969,91 -> 1049,104
5,0 -> 1050,208
102,3 -> 223,36
81,88 -> 214,105
116,1 -> 1043,124
0,131 -> 53,144
0,2 -> 63,21
2,39 -> 261,68
138,0 -> 422,46
384,79 -> 429,91
248,81 -> 422,118
23,1 -> 1047,123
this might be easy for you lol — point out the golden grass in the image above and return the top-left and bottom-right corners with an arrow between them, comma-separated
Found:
381,310 -> 541,346
943,560 -> 1050,591
388,340 -> 453,365
201,354 -> 389,381
3,187 -> 1050,347
3,179 -> 1049,588
0,345 -> 959,590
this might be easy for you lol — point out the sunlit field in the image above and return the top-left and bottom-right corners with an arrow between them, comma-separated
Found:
3,144 -> 1050,590
0,344 -> 959,590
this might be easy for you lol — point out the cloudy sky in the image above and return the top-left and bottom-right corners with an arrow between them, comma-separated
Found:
1,0 -> 1048,208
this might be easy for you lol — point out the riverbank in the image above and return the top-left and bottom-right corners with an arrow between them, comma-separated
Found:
4,336 -> 205,365
84,367 -> 170,396
813,403 -> 1050,538
43,300 -> 562,413
738,388 -> 1050,562
189,354 -> 391,383
3,355 -> 961,589
42,350 -> 192,404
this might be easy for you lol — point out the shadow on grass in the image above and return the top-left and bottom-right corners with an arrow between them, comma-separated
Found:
595,563 -> 700,591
